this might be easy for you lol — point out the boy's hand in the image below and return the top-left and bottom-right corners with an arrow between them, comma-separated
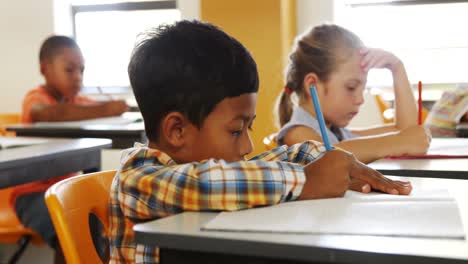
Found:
104,100 -> 128,116
396,125 -> 432,155
299,149 -> 412,200
348,157 -> 412,195
360,48 -> 402,73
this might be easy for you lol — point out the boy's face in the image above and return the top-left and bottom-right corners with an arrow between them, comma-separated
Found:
42,47 -> 84,99
180,93 -> 257,163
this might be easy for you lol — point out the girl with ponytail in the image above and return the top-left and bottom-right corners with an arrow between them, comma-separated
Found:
275,24 -> 431,163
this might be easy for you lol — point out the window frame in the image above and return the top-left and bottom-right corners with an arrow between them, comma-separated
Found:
72,1 -> 177,37
71,1 -> 177,94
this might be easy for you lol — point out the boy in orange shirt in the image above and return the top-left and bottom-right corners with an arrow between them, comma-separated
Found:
21,35 -> 127,123
17,35 -> 127,263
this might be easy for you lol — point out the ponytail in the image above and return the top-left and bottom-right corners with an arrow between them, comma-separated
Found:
274,89 -> 293,129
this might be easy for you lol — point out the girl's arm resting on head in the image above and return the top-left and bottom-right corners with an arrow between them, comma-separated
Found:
117,159 -> 307,220
361,49 -> 417,131
29,100 -> 128,122
391,61 -> 417,129
347,62 -> 416,137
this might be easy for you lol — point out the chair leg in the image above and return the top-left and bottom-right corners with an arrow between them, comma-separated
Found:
8,235 -> 31,264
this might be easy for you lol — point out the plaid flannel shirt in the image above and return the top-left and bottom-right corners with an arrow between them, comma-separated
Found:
109,140 -> 325,263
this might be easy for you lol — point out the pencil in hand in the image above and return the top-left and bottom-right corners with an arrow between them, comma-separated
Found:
310,85 -> 332,151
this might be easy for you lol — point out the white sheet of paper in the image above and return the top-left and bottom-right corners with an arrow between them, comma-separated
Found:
427,139 -> 468,156
203,189 -> 465,239
0,136 -> 49,149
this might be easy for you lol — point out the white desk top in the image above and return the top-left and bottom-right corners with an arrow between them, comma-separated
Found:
370,138 -> 468,179
134,176 -> 468,263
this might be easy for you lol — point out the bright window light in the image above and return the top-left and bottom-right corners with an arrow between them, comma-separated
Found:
336,1 -> 468,86
74,6 -> 180,88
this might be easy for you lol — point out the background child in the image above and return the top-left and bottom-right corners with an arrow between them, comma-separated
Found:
425,86 -> 468,137
275,24 -> 431,163
15,35 -> 125,263
109,20 -> 411,264
21,35 -> 127,123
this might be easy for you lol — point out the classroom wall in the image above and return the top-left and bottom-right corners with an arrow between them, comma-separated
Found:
296,0 -> 334,35
200,0 -> 297,156
0,0 -> 55,113
177,0 -> 200,20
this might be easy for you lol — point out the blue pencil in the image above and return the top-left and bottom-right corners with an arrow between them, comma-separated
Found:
310,85 -> 332,151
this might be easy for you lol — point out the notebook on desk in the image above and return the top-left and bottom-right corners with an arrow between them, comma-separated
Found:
0,137 -> 48,149
203,189 -> 465,239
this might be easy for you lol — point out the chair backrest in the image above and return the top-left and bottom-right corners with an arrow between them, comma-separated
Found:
263,133 -> 278,150
0,113 -> 20,136
0,187 -> 42,244
45,170 -> 117,264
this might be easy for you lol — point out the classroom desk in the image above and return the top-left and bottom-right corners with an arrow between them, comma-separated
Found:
6,122 -> 145,149
134,176 -> 468,264
370,158 -> 468,179
369,138 -> 468,179
458,123 -> 468,138
0,137 -> 111,188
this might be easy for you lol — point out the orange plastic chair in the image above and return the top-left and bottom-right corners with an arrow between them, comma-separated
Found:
374,94 -> 394,124
374,94 -> 428,124
0,189 -> 44,264
45,170 -> 117,264
0,113 -> 43,263
0,113 -> 20,136
263,133 -> 278,150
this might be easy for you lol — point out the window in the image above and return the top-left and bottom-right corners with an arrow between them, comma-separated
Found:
336,0 -> 468,87
72,1 -> 181,92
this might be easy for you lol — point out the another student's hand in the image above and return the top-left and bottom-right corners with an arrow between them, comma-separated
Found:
360,48 -> 402,73
396,125 -> 432,155
299,149 -> 412,200
104,100 -> 128,116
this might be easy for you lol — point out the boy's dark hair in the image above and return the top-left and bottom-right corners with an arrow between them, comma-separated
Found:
39,35 -> 79,62
128,20 -> 259,142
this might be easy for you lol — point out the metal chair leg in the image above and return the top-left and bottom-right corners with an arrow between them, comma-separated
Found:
8,235 -> 31,264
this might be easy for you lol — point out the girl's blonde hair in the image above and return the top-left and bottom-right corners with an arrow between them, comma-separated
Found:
274,24 -> 363,128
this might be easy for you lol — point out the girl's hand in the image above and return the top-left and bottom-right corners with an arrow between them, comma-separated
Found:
360,48 -> 402,73
396,125 -> 432,155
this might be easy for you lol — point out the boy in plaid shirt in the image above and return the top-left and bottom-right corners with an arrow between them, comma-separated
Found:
109,20 -> 412,264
